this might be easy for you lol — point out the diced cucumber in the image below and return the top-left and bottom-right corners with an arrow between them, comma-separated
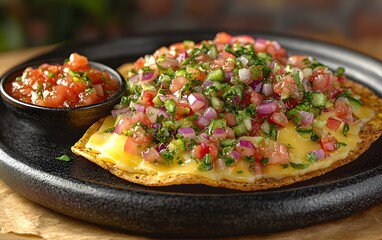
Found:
168,139 -> 186,152
210,96 -> 224,111
311,92 -> 327,107
206,68 -> 224,82
164,99 -> 176,113
347,96 -> 362,112
153,94 -> 164,107
220,139 -> 237,147
233,123 -> 248,137
207,45 -> 218,59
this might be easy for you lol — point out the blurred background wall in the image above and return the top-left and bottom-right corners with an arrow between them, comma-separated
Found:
0,0 -> 381,58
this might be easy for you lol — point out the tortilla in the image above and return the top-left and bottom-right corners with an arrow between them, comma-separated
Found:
71,79 -> 382,191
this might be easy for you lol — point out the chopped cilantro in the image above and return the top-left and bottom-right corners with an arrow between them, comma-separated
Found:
290,162 -> 309,169
103,127 -> 115,133
237,170 -> 244,174
198,153 -> 213,171
260,157 -> 269,165
306,152 -> 318,163
343,123 -> 350,137
56,154 -> 70,161
281,163 -> 289,169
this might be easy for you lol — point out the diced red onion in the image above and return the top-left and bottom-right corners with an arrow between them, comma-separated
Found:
178,127 -> 196,139
146,106 -> 170,123
299,111 -> 314,126
237,55 -> 249,67
272,41 -> 281,51
238,140 -> 255,149
133,103 -> 146,113
236,140 -> 255,157
197,132 -> 210,143
269,61 -> 275,70
202,79 -> 213,88
213,128 -> 226,139
262,83 -> 273,97
142,147 -> 160,162
231,150 -> 239,161
113,116 -> 129,135
249,80 -> 263,93
196,116 -> 211,129
310,149 -> 326,160
151,123 -> 162,130
176,52 -> 189,62
216,158 -> 227,169
157,143 -> 166,152
238,68 -> 252,84
158,94 -> 168,102
302,79 -> 312,92
128,74 -> 140,83
322,108 -> 329,112
257,100 -> 278,116
231,96 -> 240,105
255,38 -> 266,44
142,71 -> 154,81
157,58 -> 179,69
203,107 -> 217,120
224,71 -> 234,82
188,93 -> 206,111
111,107 -> 130,119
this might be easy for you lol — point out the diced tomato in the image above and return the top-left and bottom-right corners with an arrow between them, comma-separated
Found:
287,55 -> 309,69
124,137 -> 142,155
235,144 -> 256,157
261,141 -> 290,164
192,143 -> 210,160
139,90 -> 156,107
43,85 -> 67,107
326,117 -> 342,131
269,112 -> 288,127
169,42 -> 187,53
67,53 -> 88,70
169,75 -> 187,93
214,32 -> 233,44
239,91 -> 262,108
248,118 -> 263,136
134,57 -> 145,71
175,102 -> 192,120
225,113 -> 237,127
187,68 -> 206,81
230,35 -> 255,45
192,143 -> 218,160
334,97 -> 353,124
311,73 -> 331,91
273,75 -> 301,99
321,135 -> 338,152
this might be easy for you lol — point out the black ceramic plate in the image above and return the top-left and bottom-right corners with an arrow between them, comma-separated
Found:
1,31 -> 382,238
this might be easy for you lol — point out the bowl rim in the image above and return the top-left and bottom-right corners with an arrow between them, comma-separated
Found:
0,58 -> 126,112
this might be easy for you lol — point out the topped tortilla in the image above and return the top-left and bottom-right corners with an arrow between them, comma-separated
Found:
72,32 -> 382,191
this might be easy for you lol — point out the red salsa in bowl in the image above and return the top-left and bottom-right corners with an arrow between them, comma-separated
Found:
5,53 -> 120,108
0,53 -> 125,132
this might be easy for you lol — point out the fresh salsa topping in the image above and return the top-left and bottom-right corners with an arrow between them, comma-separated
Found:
111,32 -> 362,174
6,53 -> 120,108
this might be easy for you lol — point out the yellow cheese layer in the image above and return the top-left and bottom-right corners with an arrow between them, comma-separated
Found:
86,106 -> 374,183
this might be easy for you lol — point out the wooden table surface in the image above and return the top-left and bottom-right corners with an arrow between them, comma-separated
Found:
0,39 -> 382,240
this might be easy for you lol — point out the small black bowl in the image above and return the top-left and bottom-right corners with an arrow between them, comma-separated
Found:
0,59 -> 126,134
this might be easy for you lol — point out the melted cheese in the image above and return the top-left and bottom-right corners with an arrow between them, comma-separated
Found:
86,105 -> 374,183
